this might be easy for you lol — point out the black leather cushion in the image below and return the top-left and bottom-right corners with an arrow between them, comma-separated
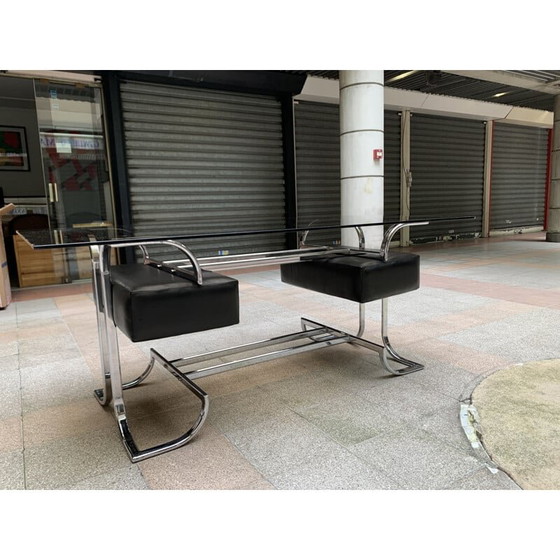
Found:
280,251 -> 420,303
110,264 -> 239,342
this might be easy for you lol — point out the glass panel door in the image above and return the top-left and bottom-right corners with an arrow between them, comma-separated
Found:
34,80 -> 114,281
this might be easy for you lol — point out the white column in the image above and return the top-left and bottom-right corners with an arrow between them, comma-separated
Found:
547,95 -> 560,242
482,120 -> 493,238
339,70 -> 384,249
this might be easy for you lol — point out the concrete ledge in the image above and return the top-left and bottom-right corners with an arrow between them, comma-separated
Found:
471,358 -> 560,490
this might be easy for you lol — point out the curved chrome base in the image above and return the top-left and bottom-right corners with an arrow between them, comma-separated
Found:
95,299 -> 422,462
111,350 -> 209,463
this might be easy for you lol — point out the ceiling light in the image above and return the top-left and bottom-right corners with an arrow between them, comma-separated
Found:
492,92 -> 508,98
386,71 -> 418,84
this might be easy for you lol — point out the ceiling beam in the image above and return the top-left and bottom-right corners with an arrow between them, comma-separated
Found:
446,70 -> 560,95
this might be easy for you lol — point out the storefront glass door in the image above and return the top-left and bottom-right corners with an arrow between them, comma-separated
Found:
34,80 -> 114,281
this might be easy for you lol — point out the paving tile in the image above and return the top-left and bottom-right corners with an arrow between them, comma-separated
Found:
0,450 -> 24,490
223,409 -> 340,477
0,355 -> 19,373
416,403 -> 474,452
296,393 -> 410,446
268,446 -> 402,490
447,467 -> 521,490
18,347 -> 84,369
360,375 -> 458,419
205,387 -> 287,433
17,333 -> 78,358
0,369 -> 22,419
20,357 -> 96,413
0,416 -> 23,453
24,427 -> 131,490
259,370 -> 355,411
22,397 -> 115,447
139,425 -> 270,490
349,427 -> 484,490
68,465 -> 149,490
0,331 -> 17,357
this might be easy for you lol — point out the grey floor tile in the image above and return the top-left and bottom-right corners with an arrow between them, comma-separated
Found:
224,409 -> 338,477
17,333 -> 77,358
20,357 -> 96,413
138,426 -> 270,490
360,376 -> 458,419
0,369 -> 22,419
269,446 -> 402,490
24,427 -> 131,490
417,403 -> 474,452
259,370 -> 354,411
206,387 -> 287,433
297,393 -> 410,446
408,361 -> 482,400
15,299 -> 58,314
0,450 -> 25,490
350,426 -> 483,490
447,467 -> 521,490
67,465 -> 149,490
0,355 -> 19,374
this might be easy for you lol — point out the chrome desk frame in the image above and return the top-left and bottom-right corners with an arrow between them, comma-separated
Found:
87,221 -> 429,462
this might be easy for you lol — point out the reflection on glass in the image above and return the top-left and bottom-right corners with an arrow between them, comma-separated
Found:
34,81 -> 114,281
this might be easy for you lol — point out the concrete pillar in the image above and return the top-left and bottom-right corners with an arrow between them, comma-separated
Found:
482,120 -> 493,238
547,95 -> 560,242
339,70 -> 384,248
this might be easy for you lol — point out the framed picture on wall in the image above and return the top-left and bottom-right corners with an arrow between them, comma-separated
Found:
0,126 -> 30,171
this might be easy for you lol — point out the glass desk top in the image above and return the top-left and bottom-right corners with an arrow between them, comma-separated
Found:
16,216 -> 475,250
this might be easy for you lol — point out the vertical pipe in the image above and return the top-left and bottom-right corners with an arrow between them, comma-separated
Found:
400,110 -> 411,246
482,120 -> 493,238
339,71 -> 384,248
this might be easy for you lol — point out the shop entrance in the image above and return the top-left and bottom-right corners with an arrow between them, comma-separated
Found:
0,74 -> 114,287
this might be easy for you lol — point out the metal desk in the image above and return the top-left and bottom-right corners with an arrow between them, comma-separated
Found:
18,217 -> 473,462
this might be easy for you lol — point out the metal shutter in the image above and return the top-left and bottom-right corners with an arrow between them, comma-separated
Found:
409,113 -> 485,241
384,110 -> 401,225
294,100 -> 341,246
119,80 -> 286,258
490,123 -> 548,231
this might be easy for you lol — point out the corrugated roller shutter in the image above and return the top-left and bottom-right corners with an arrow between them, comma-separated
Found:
119,80 -> 286,258
293,105 -> 401,246
294,100 -> 341,246
410,113 -> 485,241
490,123 -> 548,231
384,110 -> 401,224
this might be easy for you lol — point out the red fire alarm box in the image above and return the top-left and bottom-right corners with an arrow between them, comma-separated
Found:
373,149 -> 383,160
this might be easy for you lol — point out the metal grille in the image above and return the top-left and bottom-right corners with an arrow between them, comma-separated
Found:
409,113 -> 485,241
490,122 -> 548,230
294,100 -> 341,246
119,80 -> 286,258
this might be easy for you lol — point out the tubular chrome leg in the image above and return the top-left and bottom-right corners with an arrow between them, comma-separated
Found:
122,356 -> 156,390
90,245 -> 112,406
357,303 -> 366,338
380,298 -> 423,375
303,300 -> 423,376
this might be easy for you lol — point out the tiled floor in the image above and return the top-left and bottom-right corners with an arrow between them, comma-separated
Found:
1,231 -> 559,490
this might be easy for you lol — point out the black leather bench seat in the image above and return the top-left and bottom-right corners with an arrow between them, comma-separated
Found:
280,251 -> 420,303
110,264 -> 239,342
